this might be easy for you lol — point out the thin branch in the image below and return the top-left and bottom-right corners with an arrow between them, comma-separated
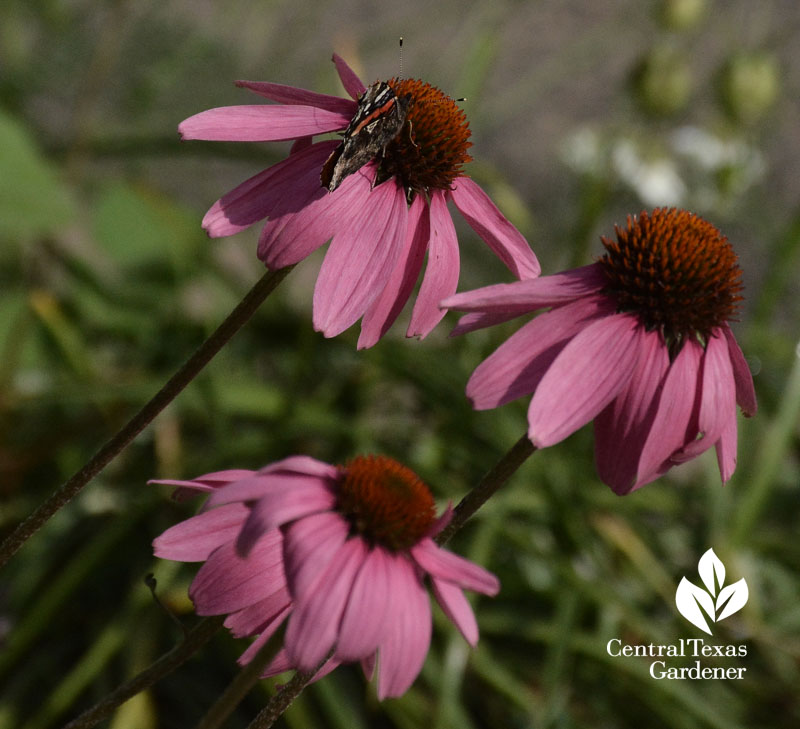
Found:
435,433 -> 536,545
0,266 -> 294,570
61,616 -> 226,729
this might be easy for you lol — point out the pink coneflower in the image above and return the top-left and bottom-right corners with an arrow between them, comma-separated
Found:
152,455 -> 499,698
442,208 -> 757,494
178,53 -> 539,348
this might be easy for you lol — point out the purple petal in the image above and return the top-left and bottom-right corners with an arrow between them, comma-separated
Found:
190,533 -> 285,615
448,310 -> 529,337
449,177 -> 540,279
283,512 -> 349,602
149,468 -> 256,497
466,296 -> 613,410
361,652 -> 376,681
179,105 -> 350,142
722,324 -> 757,416
153,503 -> 248,562
224,587 -> 292,637
527,313 -> 643,448
431,577 -> 479,646
696,332 -> 738,446
411,538 -> 500,594
337,547 -> 393,661
358,194 -> 430,349
332,54 -> 366,100
235,80 -> 357,116
259,455 -> 340,479
375,555 -> 431,699
236,477 -> 337,556
202,142 -> 336,237
635,338 -> 703,488
715,400 -> 738,482
257,158 -> 374,268
442,264 -> 606,315
407,190 -> 460,338
313,176 -> 408,337
285,537 -> 368,669
259,649 -> 342,682
236,604 -> 292,665
594,329 -> 670,494
426,503 -> 453,538
670,333 -> 737,464
260,648 -> 292,677
207,471 -> 333,508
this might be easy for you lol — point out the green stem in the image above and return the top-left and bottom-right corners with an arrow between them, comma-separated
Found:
435,433 -> 536,545
244,665 -> 322,729
193,636 -> 282,729
0,266 -> 294,571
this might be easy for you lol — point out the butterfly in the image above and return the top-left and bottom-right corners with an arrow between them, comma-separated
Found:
321,81 -> 412,192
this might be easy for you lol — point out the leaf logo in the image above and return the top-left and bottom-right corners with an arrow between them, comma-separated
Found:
675,549 -> 748,635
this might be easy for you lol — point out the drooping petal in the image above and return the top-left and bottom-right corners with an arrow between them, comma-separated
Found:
466,296 -> 614,410
224,587 -> 292,637
190,533 -> 285,616
153,503 -> 249,562
449,177 -> 540,280
375,555 -> 431,699
313,175 -> 409,337
430,577 -> 479,646
695,332 -> 738,446
259,455 -> 340,479
202,142 -> 336,237
426,503 -> 453,538
448,309 -> 532,337
411,538 -> 500,595
715,399 -> 738,482
257,159 -> 373,268
722,324 -> 757,416
527,313 -> 643,448
236,479 -> 337,556
358,194 -> 430,349
234,80 -> 357,116
442,264 -> 606,316
259,649 -> 342,681
259,648 -> 292,678
361,652 -> 376,681
179,105 -> 350,142
332,53 -> 366,100
149,469 -> 256,499
282,512 -> 349,602
336,547 -> 393,661
407,191 -> 460,338
669,332 -> 737,465
236,604 -> 292,665
182,469 -> 258,487
634,338 -> 703,488
284,537 -> 368,669
594,328 -> 670,493
207,472 -> 333,512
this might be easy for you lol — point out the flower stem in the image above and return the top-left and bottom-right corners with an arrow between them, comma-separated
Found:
435,433 -> 536,545
244,662 -> 325,729
193,636 -> 281,729
0,266 -> 293,571
60,616 -> 225,729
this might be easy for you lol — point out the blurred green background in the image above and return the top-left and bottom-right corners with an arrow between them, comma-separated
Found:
1,0 -> 799,727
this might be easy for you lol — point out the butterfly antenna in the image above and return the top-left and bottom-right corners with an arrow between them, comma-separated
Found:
399,36 -> 404,79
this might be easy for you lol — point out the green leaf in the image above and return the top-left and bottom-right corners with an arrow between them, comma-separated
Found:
0,108 -> 76,238
92,181 -> 202,268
